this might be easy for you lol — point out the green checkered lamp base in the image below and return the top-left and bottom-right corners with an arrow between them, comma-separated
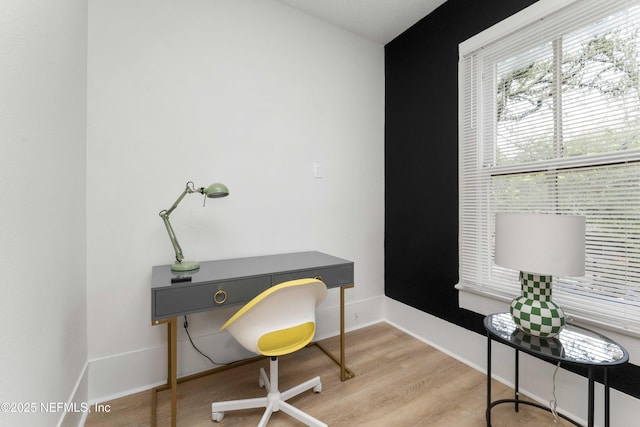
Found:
510,272 -> 565,338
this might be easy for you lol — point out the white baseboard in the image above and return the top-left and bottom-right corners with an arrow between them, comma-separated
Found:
77,295 -> 639,427
57,361 -> 89,427
383,297 -> 640,427
87,296 -> 385,404
383,297 -> 588,423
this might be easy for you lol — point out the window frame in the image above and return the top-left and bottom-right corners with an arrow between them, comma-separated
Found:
457,0 -> 640,338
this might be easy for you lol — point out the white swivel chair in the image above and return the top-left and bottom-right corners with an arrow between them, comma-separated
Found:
211,278 -> 328,427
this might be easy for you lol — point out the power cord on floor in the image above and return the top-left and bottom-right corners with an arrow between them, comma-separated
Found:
183,315 -> 235,366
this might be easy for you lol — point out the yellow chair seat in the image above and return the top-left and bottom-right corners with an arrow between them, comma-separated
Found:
258,322 -> 315,356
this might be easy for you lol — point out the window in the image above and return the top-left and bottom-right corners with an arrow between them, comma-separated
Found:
458,0 -> 640,334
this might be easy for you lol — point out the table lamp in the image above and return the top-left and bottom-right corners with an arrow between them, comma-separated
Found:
159,181 -> 229,271
495,213 -> 585,337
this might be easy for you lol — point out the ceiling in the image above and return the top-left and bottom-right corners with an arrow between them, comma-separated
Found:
273,0 -> 448,45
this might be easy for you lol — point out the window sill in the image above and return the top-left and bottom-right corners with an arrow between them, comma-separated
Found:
456,283 -> 640,365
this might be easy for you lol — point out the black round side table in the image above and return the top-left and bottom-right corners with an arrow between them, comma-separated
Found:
484,312 -> 628,427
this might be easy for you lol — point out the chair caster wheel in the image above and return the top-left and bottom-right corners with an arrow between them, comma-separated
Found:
313,383 -> 322,393
212,411 -> 224,422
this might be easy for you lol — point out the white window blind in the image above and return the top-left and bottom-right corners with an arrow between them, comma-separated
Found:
459,0 -> 640,334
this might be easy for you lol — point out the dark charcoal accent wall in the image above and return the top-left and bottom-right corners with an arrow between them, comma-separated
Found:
384,0 -> 640,399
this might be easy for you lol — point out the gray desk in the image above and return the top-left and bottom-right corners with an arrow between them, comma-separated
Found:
150,251 -> 355,427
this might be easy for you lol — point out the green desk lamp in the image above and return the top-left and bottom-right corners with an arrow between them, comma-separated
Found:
159,181 -> 229,271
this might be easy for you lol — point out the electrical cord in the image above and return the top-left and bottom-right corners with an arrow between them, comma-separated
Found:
549,360 -> 562,423
549,345 -> 566,424
183,315 -> 235,366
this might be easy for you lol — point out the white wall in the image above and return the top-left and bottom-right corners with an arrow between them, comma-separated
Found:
86,0 -> 385,401
2,2 -> 636,425
0,1 -> 88,427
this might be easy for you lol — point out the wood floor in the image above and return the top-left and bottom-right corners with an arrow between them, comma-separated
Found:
85,322 -> 573,426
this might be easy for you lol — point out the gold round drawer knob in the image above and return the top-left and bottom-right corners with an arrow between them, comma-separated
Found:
213,289 -> 227,304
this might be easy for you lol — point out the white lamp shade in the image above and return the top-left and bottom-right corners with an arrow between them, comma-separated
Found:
495,213 -> 585,276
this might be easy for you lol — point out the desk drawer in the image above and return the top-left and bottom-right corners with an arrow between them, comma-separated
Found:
272,264 -> 353,288
153,276 -> 271,320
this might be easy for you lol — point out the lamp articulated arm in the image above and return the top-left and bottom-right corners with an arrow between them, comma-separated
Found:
159,181 -> 229,271
160,210 -> 185,264
159,182 -> 198,262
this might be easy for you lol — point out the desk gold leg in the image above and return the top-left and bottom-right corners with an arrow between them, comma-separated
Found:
340,286 -> 346,380
169,317 -> 177,427
151,386 -> 157,427
340,284 -> 354,381
314,284 -> 355,381
151,318 -> 178,427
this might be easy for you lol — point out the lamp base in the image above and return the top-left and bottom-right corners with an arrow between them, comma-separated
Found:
171,260 -> 200,271
510,272 -> 565,338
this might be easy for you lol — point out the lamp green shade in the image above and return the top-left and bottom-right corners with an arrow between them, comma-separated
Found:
204,182 -> 229,198
159,181 -> 229,271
